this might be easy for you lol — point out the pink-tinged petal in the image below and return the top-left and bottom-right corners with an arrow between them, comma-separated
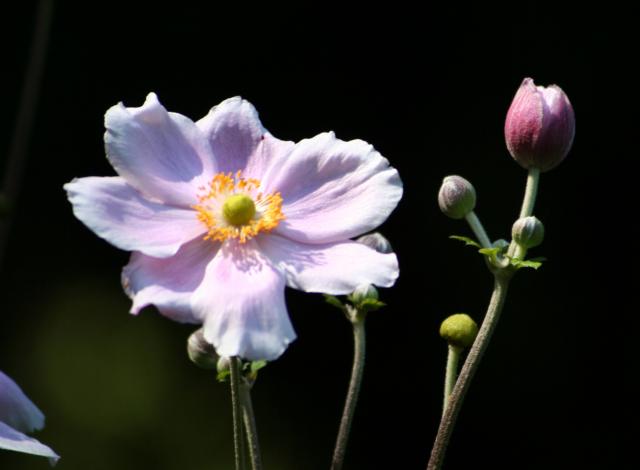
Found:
196,97 -> 296,178
0,422 -> 59,464
191,240 -> 295,361
105,92 -> 214,206
263,132 -> 403,244
258,234 -> 399,294
122,238 -> 219,323
0,371 -> 44,434
65,177 -> 205,258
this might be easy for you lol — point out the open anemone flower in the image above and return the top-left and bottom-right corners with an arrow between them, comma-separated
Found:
65,94 -> 402,360
0,371 -> 59,464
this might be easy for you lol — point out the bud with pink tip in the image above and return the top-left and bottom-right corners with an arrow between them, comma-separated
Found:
504,78 -> 575,172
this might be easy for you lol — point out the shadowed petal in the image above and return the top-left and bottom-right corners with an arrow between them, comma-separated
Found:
0,372 -> 44,434
0,422 -> 59,464
122,237 -> 219,323
259,234 -> 399,294
196,97 -> 295,178
105,92 -> 215,206
263,132 -> 402,244
65,177 -> 205,258
192,240 -> 295,361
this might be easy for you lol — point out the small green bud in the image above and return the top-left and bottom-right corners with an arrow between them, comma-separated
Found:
356,232 -> 393,254
438,175 -> 476,219
350,284 -> 379,303
187,328 -> 219,369
439,313 -> 478,349
512,216 -> 544,249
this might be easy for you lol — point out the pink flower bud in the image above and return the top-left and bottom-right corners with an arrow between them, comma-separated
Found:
504,78 -> 575,172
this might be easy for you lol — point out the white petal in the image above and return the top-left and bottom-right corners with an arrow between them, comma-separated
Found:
122,238 -> 219,323
0,371 -> 44,434
258,234 -> 399,294
191,240 -> 295,361
262,132 -> 402,244
105,92 -> 214,206
65,177 -> 205,258
0,422 -> 59,464
196,97 -> 295,179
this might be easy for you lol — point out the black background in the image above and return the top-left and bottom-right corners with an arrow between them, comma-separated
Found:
0,2 -> 630,470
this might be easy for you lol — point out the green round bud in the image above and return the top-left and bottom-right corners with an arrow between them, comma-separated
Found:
512,216 -> 545,249
438,175 -> 477,219
351,284 -> 379,303
223,194 -> 256,226
356,232 -> 393,254
439,313 -> 478,349
187,328 -> 219,369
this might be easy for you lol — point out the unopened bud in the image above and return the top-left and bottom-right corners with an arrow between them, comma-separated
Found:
356,232 -> 393,254
440,313 -> 478,349
512,216 -> 544,249
216,356 -> 231,375
438,176 -> 476,219
187,328 -> 219,369
505,78 -> 575,172
351,284 -> 379,304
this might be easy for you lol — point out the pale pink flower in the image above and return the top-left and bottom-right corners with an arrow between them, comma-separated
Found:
65,94 -> 402,360
0,371 -> 59,464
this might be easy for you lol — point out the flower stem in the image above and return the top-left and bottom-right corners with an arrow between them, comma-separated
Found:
464,211 -> 492,248
331,311 -> 366,470
519,168 -> 540,219
427,274 -> 512,470
508,168 -> 541,258
443,345 -> 461,415
240,381 -> 263,470
229,357 -> 247,470
0,0 -> 54,271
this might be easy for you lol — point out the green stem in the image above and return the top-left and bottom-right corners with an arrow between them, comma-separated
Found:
443,345 -> 461,415
229,357 -> 247,470
330,311 -> 366,470
427,274 -> 512,470
508,169 -> 541,259
519,168 -> 541,218
240,381 -> 263,470
464,211 -> 492,249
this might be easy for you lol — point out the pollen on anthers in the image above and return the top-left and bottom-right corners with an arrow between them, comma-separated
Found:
193,171 -> 285,243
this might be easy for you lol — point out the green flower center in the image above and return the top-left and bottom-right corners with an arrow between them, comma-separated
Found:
222,194 -> 256,226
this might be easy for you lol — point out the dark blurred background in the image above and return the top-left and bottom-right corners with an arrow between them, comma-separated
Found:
0,2 -> 629,469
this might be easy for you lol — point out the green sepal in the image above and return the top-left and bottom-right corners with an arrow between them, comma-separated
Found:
510,257 -> 546,270
323,294 -> 346,311
449,235 -> 481,248
478,246 -> 503,264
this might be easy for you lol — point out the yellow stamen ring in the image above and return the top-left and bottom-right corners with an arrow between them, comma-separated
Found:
193,171 -> 285,244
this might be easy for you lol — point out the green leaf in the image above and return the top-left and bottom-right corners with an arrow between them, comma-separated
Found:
478,247 -> 501,256
216,369 -> 230,383
449,235 -> 481,248
358,298 -> 386,313
323,294 -> 345,310
250,360 -> 267,374
510,257 -> 545,270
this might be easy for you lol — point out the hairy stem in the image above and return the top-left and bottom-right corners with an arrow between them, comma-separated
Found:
229,357 -> 247,470
427,275 -> 511,470
331,313 -> 366,470
240,381 -> 263,470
